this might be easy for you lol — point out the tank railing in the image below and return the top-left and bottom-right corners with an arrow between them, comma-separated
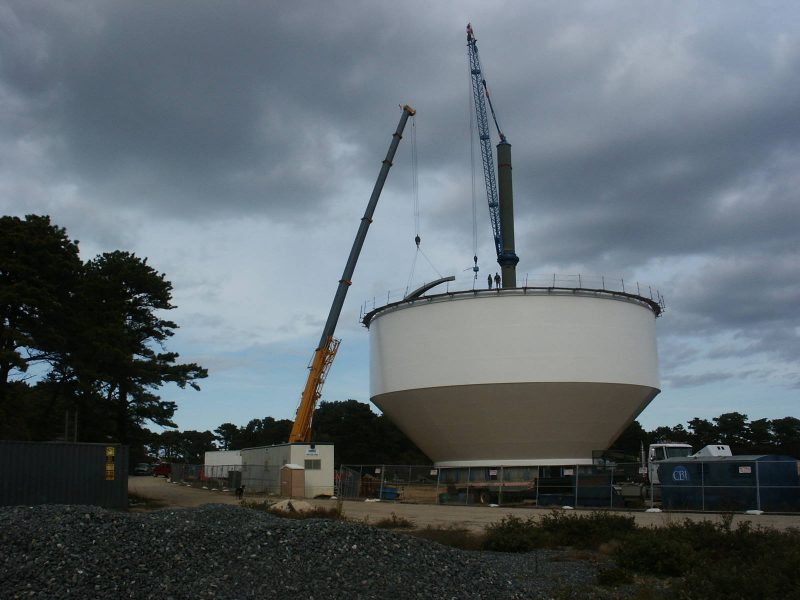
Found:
359,273 -> 666,323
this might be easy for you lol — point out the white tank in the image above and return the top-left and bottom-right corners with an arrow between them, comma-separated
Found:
365,288 -> 661,467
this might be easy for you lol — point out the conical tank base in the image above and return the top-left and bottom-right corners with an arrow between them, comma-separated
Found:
373,381 -> 659,466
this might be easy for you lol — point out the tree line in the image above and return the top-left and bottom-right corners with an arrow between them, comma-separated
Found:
3,215 -> 797,467
612,412 -> 800,459
145,402 -> 800,467
146,400 -> 430,465
0,215 -> 207,456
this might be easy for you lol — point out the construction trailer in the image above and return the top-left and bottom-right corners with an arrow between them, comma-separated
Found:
203,449 -> 242,478
230,443 -> 333,498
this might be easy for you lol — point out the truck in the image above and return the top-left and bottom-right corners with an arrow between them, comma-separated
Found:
618,442 -> 733,505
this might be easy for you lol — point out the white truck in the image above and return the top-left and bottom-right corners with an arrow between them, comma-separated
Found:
618,442 -> 732,504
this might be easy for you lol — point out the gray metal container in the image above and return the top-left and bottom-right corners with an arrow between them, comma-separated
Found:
0,441 -> 129,509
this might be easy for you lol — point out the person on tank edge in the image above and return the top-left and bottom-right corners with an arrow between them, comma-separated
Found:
494,273 -> 501,289
487,274 -> 492,289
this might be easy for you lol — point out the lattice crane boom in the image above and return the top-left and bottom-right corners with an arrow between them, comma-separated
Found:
467,23 -> 519,288
467,23 -> 503,257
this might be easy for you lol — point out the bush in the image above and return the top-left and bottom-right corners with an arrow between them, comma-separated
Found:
615,528 -> 695,576
410,525 -> 485,551
676,525 -> 800,600
482,511 -> 637,553
596,567 -> 634,587
374,512 -> 415,529
482,514 -> 550,552
537,510 -> 636,549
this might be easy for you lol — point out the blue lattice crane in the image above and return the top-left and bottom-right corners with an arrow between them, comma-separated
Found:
467,23 -> 519,288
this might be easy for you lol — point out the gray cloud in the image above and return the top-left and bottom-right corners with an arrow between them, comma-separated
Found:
2,0 -> 799,426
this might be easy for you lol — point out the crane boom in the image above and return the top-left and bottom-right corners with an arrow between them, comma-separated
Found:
467,23 -> 503,258
467,23 -> 519,288
288,105 -> 416,443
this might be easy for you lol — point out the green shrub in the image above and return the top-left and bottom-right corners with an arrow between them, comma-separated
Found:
482,510 -> 637,553
374,512 -> 415,529
596,567 -> 634,587
615,528 -> 695,576
537,510 -> 636,549
676,526 -> 800,600
410,525 -> 485,551
482,514 -> 546,552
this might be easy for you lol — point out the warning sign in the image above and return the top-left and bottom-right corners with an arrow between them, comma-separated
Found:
105,446 -> 116,480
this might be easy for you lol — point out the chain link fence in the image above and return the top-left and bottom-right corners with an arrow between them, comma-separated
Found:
169,464 -> 333,499
337,460 -> 800,513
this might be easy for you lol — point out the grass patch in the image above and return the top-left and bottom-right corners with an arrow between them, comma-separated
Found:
373,512 -> 415,529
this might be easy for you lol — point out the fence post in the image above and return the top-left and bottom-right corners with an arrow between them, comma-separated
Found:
466,467 -> 471,505
378,466 -> 385,501
535,466 -> 540,506
755,460 -> 761,512
499,467 -> 504,506
435,468 -> 440,504
701,460 -> 705,512
609,465 -> 614,508
574,465 -> 579,507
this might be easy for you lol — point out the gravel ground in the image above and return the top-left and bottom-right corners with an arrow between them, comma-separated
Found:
0,503 -> 623,599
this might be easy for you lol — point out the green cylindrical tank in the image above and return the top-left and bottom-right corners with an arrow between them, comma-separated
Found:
496,140 -> 519,287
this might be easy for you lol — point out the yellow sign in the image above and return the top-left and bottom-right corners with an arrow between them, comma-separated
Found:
105,446 -> 116,480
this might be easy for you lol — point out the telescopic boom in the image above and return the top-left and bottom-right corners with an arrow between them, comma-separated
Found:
288,105 -> 416,443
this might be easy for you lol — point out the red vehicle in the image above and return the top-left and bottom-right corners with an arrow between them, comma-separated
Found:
152,463 -> 171,478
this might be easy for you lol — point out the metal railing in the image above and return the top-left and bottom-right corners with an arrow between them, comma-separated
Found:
337,461 -> 800,513
361,273 -> 665,321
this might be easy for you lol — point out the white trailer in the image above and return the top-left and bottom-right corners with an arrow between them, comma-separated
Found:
238,443 -> 334,498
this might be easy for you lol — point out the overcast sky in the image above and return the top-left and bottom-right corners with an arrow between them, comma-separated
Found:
2,1 -> 798,436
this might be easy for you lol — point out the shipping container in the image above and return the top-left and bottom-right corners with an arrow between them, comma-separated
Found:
0,441 -> 129,509
658,455 -> 800,512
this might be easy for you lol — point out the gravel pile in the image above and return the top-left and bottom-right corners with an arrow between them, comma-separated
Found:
1,504 -> 615,599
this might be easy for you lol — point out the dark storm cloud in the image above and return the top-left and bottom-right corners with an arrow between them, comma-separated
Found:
0,1 -> 455,221
1,0 -> 798,390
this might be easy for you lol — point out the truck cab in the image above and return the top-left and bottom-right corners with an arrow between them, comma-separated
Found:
647,443 -> 693,484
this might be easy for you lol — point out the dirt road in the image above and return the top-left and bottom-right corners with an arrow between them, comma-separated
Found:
127,476 -> 800,531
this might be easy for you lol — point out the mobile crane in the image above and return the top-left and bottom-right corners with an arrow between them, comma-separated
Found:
467,23 -> 519,288
288,105 -> 416,443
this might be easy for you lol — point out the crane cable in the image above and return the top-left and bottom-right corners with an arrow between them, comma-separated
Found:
468,55 -> 480,282
412,115 -> 420,248
405,116 -> 443,295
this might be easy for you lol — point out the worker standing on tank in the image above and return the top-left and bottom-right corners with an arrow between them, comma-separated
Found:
487,274 -> 492,289
494,273 -> 501,289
